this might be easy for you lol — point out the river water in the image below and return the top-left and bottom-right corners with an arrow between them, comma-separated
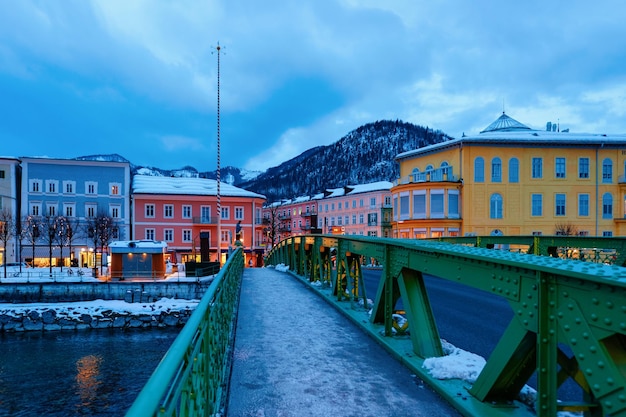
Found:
0,328 -> 180,416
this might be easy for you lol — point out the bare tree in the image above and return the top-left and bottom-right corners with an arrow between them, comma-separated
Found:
65,216 -> 82,267
0,209 -> 16,278
22,215 -> 41,267
85,209 -> 120,275
263,204 -> 281,249
555,222 -> 578,236
52,216 -> 68,271
40,214 -> 67,275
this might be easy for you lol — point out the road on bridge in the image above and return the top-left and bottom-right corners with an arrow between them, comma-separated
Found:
361,267 -> 581,402
226,267 -> 462,417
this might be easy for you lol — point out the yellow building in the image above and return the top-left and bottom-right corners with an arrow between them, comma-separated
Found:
392,112 -> 626,238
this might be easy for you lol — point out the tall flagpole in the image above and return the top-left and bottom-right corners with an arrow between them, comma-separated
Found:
215,42 -> 222,266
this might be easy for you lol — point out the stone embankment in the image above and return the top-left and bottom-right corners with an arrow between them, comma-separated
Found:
0,307 -> 194,332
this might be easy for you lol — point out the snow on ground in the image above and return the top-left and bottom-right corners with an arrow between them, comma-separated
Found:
0,298 -> 200,319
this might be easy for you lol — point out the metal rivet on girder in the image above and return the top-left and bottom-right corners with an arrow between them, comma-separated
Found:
591,314 -> 598,321
575,317 -> 582,324
562,291 -> 569,298
542,338 -> 548,343
550,315 -> 555,321
512,291 -> 518,297
619,394 -> 626,403
605,318 -> 613,326
550,301 -> 556,307
592,298 -> 599,305
608,378 -> 615,386
586,368 -> 593,376
621,323 -> 626,330
590,346 -> 597,353
517,309 -> 523,315
593,384 -> 601,391
605,401 -> 613,409
528,312 -> 534,318
598,361 -> 605,368
606,301 -> 614,309
523,320 -> 529,325
578,353 -> 584,359
558,312 -> 564,318
564,325 -> 570,331
583,332 -> 590,339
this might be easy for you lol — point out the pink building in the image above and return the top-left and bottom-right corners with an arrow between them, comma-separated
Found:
264,181 -> 392,240
132,175 -> 266,267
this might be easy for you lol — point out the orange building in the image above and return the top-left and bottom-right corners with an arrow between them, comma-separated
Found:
132,175 -> 266,266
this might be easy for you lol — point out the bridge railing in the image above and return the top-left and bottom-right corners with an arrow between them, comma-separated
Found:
125,248 -> 244,417
265,235 -> 626,417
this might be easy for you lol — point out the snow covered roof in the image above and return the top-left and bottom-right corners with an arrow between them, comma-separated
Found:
345,181 -> 392,195
479,112 -> 532,133
132,174 -> 265,199
397,115 -> 626,161
109,239 -> 168,253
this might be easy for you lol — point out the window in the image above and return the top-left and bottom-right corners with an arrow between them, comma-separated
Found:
531,194 -> 543,216
555,194 -> 566,216
578,194 -> 589,217
360,199 -> 364,207
399,192 -> 410,220
370,197 -> 376,208
86,204 -> 96,218
393,195 -> 398,220
603,193 -> 613,219
0,170 -> 4,179
413,191 -> 426,219
235,207 -> 244,220
385,196 -> 391,206
145,229 -> 155,240
145,204 -> 155,218
201,206 -> 211,223
431,190 -> 444,218
182,229 -> 192,242
532,158 -> 543,179
64,203 -> 75,217
47,203 -> 57,216
331,203 -> 335,211
110,205 -> 120,218
63,181 -> 75,194
352,200 -> 357,208
491,158 -> 502,182
30,179 -> 41,193
221,207 -> 230,219
164,204 -> 174,218
86,181 -> 97,194
344,215 -> 349,225
579,158 -> 590,179
30,203 -> 41,216
46,180 -> 58,194
603,158 -> 613,183
474,157 -> 484,182
183,205 -> 192,219
509,158 -> 519,183
221,230 -> 229,242
359,214 -> 364,224
352,214 -> 356,224
490,194 -> 503,219
164,229 -> 173,242
603,231 -> 613,237
448,190 -> 459,218
555,158 -> 566,178
368,213 -> 378,226
110,183 -> 121,195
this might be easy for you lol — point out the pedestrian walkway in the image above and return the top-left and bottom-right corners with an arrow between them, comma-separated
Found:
226,267 -> 461,417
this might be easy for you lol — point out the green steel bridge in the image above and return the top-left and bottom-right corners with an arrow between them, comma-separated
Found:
125,236 -> 626,417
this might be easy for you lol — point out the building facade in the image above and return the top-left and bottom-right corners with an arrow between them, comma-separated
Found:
0,157 -> 21,265
19,157 -> 131,267
131,175 -> 266,267
392,112 -> 626,238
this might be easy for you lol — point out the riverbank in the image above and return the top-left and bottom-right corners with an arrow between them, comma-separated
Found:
0,298 -> 199,332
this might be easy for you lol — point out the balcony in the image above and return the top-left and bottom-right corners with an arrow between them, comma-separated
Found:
395,167 -> 459,186
193,216 -> 217,225
301,209 -> 317,217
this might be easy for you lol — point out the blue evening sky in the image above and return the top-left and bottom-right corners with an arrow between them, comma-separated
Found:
1,1 -> 625,172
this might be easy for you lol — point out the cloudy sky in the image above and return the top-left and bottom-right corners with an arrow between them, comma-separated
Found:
1,1 -> 625,173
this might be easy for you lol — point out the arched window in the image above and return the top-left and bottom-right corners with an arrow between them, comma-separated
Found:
603,158 -> 613,183
603,193 -> 613,219
491,157 -> 502,182
490,193 -> 503,219
509,158 -> 519,183
411,168 -> 420,182
474,157 -> 484,183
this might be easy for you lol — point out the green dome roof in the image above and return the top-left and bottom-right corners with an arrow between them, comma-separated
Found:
480,112 -> 532,133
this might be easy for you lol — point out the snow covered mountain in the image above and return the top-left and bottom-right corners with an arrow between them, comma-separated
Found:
76,119 -> 451,202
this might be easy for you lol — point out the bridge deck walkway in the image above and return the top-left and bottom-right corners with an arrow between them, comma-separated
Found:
226,267 -> 460,417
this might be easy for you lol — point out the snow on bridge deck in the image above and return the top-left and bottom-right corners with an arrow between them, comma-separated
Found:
226,267 -> 460,416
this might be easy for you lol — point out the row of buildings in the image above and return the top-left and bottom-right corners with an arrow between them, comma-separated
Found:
258,112 -> 626,242
2,112 -> 626,270
0,157 -> 393,270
